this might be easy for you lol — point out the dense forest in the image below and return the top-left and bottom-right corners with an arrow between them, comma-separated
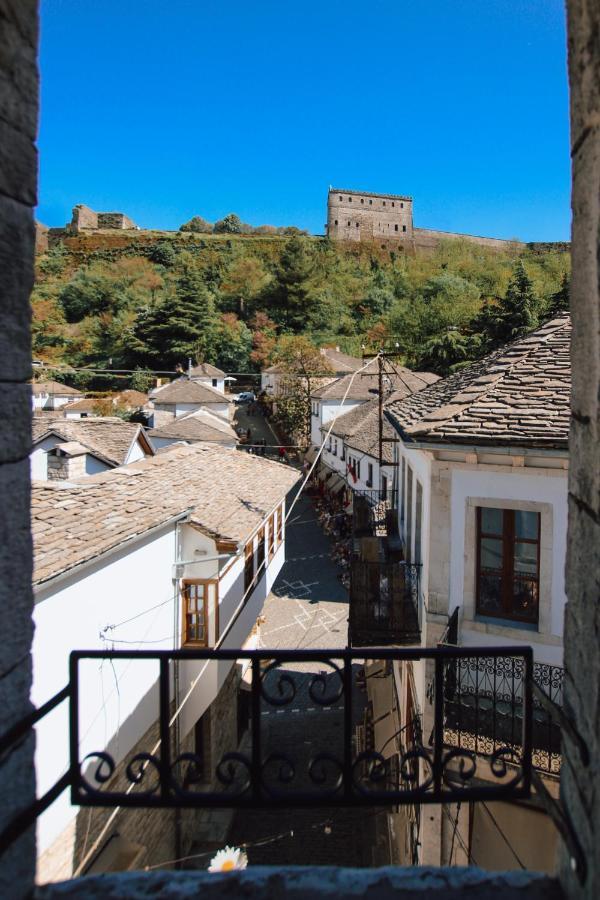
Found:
32,230 -> 570,388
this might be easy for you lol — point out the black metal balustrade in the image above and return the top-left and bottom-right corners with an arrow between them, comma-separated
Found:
350,491 -> 420,644
438,608 -> 564,776
442,655 -> 563,776
0,646 -> 539,856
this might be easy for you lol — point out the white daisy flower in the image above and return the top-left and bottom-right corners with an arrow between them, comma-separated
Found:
208,845 -> 248,873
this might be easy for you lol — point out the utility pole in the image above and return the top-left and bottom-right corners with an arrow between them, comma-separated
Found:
361,348 -> 403,468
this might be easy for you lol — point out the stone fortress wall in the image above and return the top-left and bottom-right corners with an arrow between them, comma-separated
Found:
327,188 -> 524,251
69,204 -> 136,233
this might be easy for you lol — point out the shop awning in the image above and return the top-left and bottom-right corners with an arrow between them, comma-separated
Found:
329,474 -> 347,495
304,445 -> 318,464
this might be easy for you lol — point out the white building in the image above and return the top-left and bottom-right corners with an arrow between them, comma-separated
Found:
62,390 -> 150,420
317,395 -> 397,500
31,380 -> 83,411
187,362 -> 227,394
149,379 -> 232,427
31,443 -> 299,881
30,417 -> 154,480
310,360 -> 437,448
371,315 -> 571,872
261,348 -> 362,411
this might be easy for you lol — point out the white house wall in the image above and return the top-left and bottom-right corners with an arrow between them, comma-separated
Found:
178,507 -> 286,741
32,523 -> 179,856
310,399 -> 364,446
449,465 -> 567,665
31,435 -> 112,480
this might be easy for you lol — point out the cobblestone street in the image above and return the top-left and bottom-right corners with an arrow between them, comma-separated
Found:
227,489 -> 377,867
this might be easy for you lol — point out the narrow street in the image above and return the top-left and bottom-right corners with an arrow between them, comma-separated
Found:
227,488 -> 376,867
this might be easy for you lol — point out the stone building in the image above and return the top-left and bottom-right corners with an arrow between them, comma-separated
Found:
326,188 -> 523,251
68,204 -> 136,233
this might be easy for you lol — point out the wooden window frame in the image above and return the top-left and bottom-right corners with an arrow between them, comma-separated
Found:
277,503 -> 284,545
181,579 -> 217,647
256,527 -> 265,578
268,513 -> 276,561
475,507 -> 541,624
244,540 -> 255,595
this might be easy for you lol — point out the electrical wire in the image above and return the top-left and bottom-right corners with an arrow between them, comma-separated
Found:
284,355 -> 379,526
481,802 -> 526,869
448,801 -> 461,865
442,804 -> 476,866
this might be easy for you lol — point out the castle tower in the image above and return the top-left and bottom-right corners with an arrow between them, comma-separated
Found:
326,188 -> 414,243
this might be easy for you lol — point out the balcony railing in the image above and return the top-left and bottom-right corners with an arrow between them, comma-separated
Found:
349,561 -> 421,645
438,609 -> 564,776
1,645 -> 542,856
350,491 -> 419,644
442,654 -> 564,776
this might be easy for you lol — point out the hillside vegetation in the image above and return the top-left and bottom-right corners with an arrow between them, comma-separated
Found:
32,231 -> 570,386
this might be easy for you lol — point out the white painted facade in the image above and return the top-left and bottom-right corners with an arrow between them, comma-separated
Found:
393,439 -> 569,666
310,398 -> 364,447
30,433 -> 146,481
319,435 -> 395,500
33,499 -> 288,868
151,400 -> 231,428
32,389 -> 82,411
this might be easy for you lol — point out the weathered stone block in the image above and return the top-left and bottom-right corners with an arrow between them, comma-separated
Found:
0,4 -> 39,138
0,117 -> 37,205
0,194 -> 34,381
0,459 -> 34,674
0,382 -> 32,462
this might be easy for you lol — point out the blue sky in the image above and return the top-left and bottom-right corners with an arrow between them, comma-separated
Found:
38,0 -> 570,241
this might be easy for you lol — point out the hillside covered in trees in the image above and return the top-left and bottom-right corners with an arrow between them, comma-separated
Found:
32,231 -> 570,386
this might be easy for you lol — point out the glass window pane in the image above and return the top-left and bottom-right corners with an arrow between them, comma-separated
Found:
480,538 -> 503,571
481,508 -> 503,535
514,542 -> 539,575
511,577 -> 539,621
515,510 -> 539,540
478,573 -> 503,614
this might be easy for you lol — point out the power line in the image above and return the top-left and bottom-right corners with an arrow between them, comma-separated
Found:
481,802 -> 526,869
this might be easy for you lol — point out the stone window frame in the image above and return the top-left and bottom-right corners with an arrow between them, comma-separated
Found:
463,497 -> 554,636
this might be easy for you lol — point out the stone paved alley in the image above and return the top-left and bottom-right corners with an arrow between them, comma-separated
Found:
227,489 -> 378,867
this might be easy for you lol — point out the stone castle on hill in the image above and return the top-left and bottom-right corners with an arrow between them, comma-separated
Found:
326,188 -> 523,251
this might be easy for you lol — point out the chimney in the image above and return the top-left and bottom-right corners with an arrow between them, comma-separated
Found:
46,442 -> 89,480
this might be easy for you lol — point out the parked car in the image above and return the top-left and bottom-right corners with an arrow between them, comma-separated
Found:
236,391 -> 256,404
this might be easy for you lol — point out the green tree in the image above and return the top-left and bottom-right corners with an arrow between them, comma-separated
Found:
213,213 -> 243,234
473,260 -> 539,350
266,236 -> 316,331
545,272 -> 570,318
130,367 -> 155,392
124,255 -> 217,367
206,313 -> 252,371
220,256 -> 271,315
417,329 -> 472,376
272,335 -> 332,443
180,215 -> 213,233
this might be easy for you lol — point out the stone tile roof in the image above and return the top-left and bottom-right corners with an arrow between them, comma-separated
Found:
312,359 -> 438,401
385,316 -> 571,449
263,348 -> 361,377
189,362 -> 226,378
61,390 -> 149,414
31,417 -> 153,466
148,409 -> 237,444
150,379 -> 231,405
31,381 -> 83,396
31,444 -> 300,585
320,396 -> 397,463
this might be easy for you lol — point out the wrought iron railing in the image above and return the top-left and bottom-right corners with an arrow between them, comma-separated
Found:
0,645 -> 541,856
349,561 -> 421,645
442,654 -> 564,776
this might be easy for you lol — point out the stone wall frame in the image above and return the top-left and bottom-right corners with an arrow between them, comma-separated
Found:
462,497 -> 554,636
